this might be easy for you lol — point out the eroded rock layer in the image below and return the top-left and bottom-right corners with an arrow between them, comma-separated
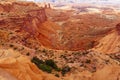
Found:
0,49 -> 60,80
94,23 -> 120,54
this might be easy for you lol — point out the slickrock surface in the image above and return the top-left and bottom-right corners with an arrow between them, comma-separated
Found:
0,49 -> 60,80
94,23 -> 120,54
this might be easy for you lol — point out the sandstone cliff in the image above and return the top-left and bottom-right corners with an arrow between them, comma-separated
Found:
0,1 -> 63,50
94,23 -> 120,54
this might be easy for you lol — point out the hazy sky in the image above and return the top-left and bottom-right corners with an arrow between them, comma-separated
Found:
26,0 -> 120,3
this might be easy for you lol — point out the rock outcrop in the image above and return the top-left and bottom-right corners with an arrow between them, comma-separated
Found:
91,65 -> 120,80
0,1 -> 62,50
0,49 -> 60,80
94,23 -> 120,54
0,1 -> 47,34
0,2 -> 61,80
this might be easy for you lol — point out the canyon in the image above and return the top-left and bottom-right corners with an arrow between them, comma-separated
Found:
0,1 -> 119,80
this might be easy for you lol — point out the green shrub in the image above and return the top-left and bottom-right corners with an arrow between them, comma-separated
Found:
38,64 -> 52,73
31,57 -> 52,73
31,57 -> 44,65
55,68 -> 61,72
31,57 -> 60,73
45,59 -> 58,69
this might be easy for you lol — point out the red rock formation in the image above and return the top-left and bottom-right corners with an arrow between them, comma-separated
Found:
0,1 -> 62,50
116,23 -> 120,34
93,23 -> 120,54
48,3 -> 51,9
1,1 -> 120,52
44,3 -> 51,9
0,2 -> 47,33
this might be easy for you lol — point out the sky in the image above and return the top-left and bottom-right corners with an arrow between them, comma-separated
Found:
26,0 -> 120,4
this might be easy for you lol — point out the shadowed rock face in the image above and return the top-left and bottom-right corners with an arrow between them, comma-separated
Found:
116,23 -> 120,34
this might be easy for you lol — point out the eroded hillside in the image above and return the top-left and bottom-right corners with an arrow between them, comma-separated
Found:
45,6 -> 120,50
0,49 -> 60,80
94,23 -> 120,54
0,1 -> 119,80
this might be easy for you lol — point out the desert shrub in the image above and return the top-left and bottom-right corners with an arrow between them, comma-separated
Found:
61,66 -> 71,76
55,68 -> 61,72
45,59 -> 61,71
31,57 -> 44,65
45,59 -> 57,69
85,59 -> 91,63
31,57 -> 52,73
61,55 -> 67,60
9,44 -> 14,47
87,41 -> 95,49
9,32 -> 13,34
14,47 -> 17,50
55,73 -> 59,77
31,57 -> 60,73
26,52 -> 30,56
38,64 -> 52,73
21,47 -> 24,50
65,50 -> 68,53
42,49 -> 47,53
82,51 -> 89,55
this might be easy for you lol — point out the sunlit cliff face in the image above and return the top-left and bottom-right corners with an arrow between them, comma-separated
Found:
18,0 -> 120,51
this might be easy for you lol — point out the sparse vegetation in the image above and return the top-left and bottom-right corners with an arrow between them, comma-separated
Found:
38,64 -> 52,73
9,44 -> 14,47
13,47 -> 17,50
42,49 -> 47,53
26,52 -> 30,56
61,66 -> 71,76
31,57 -> 44,65
85,59 -> 91,63
31,57 -> 52,73
55,73 -> 59,77
21,47 -> 24,50
31,57 -> 61,73
45,59 -> 58,70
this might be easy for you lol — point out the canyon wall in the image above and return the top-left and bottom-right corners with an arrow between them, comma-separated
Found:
0,1 -> 62,50
0,1 -> 120,52
0,2 -> 61,80
94,23 -> 120,54
0,1 -> 47,34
